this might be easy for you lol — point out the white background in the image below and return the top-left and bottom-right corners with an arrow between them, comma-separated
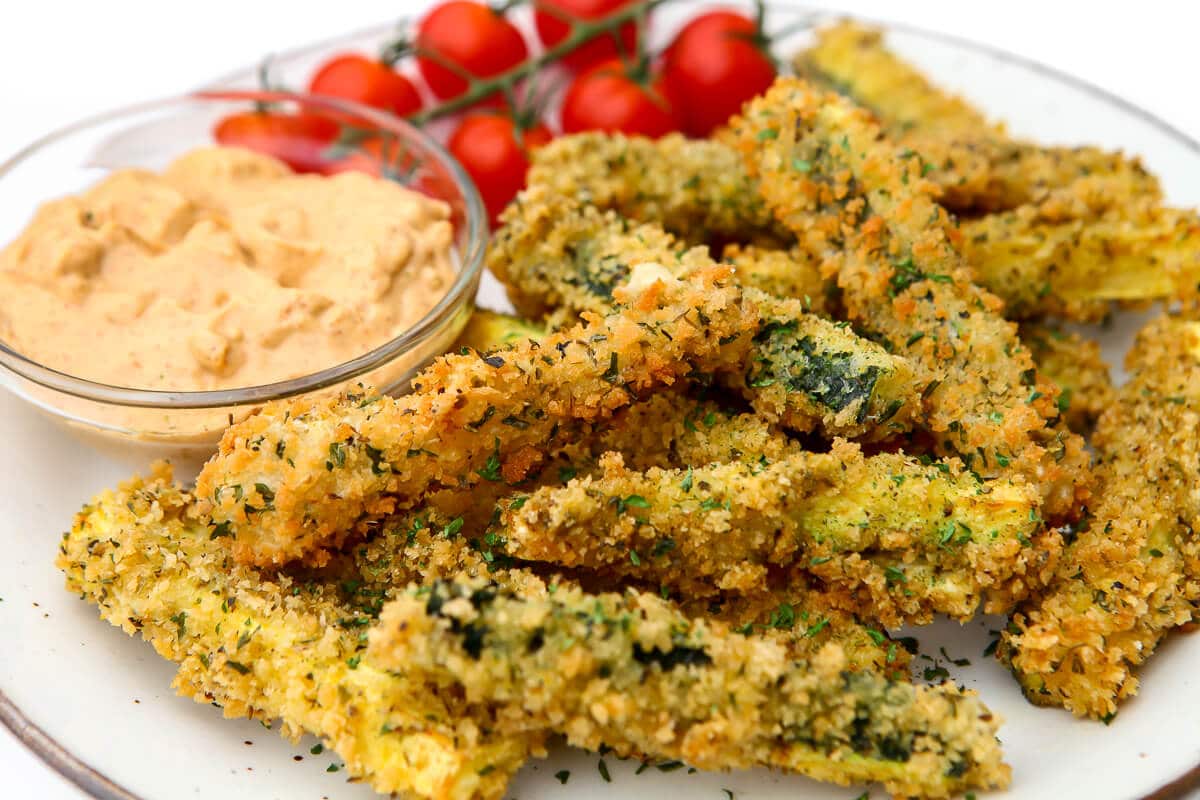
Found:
0,1 -> 1197,798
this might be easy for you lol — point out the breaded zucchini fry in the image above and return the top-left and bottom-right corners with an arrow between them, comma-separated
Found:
1020,323 -> 1113,434
586,391 -> 800,471
342,498 -> 496,613
526,132 -> 780,243
345,496 -> 914,678
489,187 -> 918,439
689,592 -> 915,677
197,264 -> 760,566
369,578 -> 1010,799
732,78 -> 1090,517
796,22 -> 1158,213
331,482 -> 911,681
962,205 -> 1200,320
452,309 -> 544,353
722,242 -> 832,314
1001,315 -> 1200,718
453,323 -> 799,474
487,185 -> 681,322
57,466 -> 538,800
503,440 -> 1054,626
796,21 -> 995,139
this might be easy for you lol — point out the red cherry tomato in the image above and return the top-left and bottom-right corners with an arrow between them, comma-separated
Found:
416,1 -> 529,102
448,113 -> 553,224
308,53 -> 422,118
325,139 -> 464,225
323,149 -> 384,178
323,137 -> 419,180
560,59 -> 683,138
213,112 -> 340,173
662,11 -> 777,137
533,0 -> 640,72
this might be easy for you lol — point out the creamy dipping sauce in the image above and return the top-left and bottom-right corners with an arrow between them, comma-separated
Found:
0,146 -> 456,391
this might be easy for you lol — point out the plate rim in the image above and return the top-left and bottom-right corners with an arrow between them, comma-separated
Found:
5,5 -> 1200,799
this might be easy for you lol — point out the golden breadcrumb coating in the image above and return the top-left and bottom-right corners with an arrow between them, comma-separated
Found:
488,186 -> 919,439
526,132 -> 781,243
453,317 -> 800,472
57,466 -> 539,800
197,264 -> 760,566
503,439 -> 1055,626
722,242 -> 833,314
1001,315 -> 1200,718
584,391 -> 800,471
963,203 -> 1200,320
683,591 -> 914,677
369,578 -> 1010,799
795,22 -> 1159,214
1020,323 -> 1114,434
797,21 -> 996,139
341,486 -> 908,679
730,78 -> 1091,519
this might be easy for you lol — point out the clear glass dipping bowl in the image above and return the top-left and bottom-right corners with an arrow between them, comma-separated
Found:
0,91 -> 486,461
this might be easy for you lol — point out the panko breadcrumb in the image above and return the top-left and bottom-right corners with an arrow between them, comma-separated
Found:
526,132 -> 781,243
722,242 -> 833,315
58,466 -> 540,800
730,77 -> 1091,519
1001,315 -> 1200,718
1020,323 -> 1114,434
369,577 -> 1011,799
488,185 -> 919,440
198,264 -> 759,566
502,439 -> 1055,626
963,202 -> 1200,320
796,21 -> 1159,214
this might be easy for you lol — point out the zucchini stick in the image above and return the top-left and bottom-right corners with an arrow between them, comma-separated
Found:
962,205 -> 1200,320
57,466 -> 538,800
488,186 -> 918,440
795,22 -> 1158,214
1001,315 -> 1200,718
731,78 -> 1091,519
502,440 -> 1055,626
197,263 -> 760,566
526,131 -> 781,243
1020,323 -> 1113,434
369,577 -> 1011,799
336,486 -> 909,679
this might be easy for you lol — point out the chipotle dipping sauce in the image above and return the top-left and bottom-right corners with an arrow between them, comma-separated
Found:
0,146 -> 456,391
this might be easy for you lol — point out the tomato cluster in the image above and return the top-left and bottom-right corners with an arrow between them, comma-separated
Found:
214,1 -> 776,225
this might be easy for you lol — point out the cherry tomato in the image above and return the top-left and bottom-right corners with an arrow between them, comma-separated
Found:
308,53 -> 422,118
560,59 -> 683,138
416,1 -> 529,102
325,139 -> 465,226
213,112 -> 340,173
662,11 -> 777,137
448,113 -> 553,224
323,137 -> 419,180
533,0 -> 640,72
323,149 -> 383,178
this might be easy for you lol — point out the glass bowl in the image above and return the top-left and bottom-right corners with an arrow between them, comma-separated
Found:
0,91 -> 486,461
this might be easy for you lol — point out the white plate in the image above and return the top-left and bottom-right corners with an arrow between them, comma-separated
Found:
4,3 -> 1200,799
